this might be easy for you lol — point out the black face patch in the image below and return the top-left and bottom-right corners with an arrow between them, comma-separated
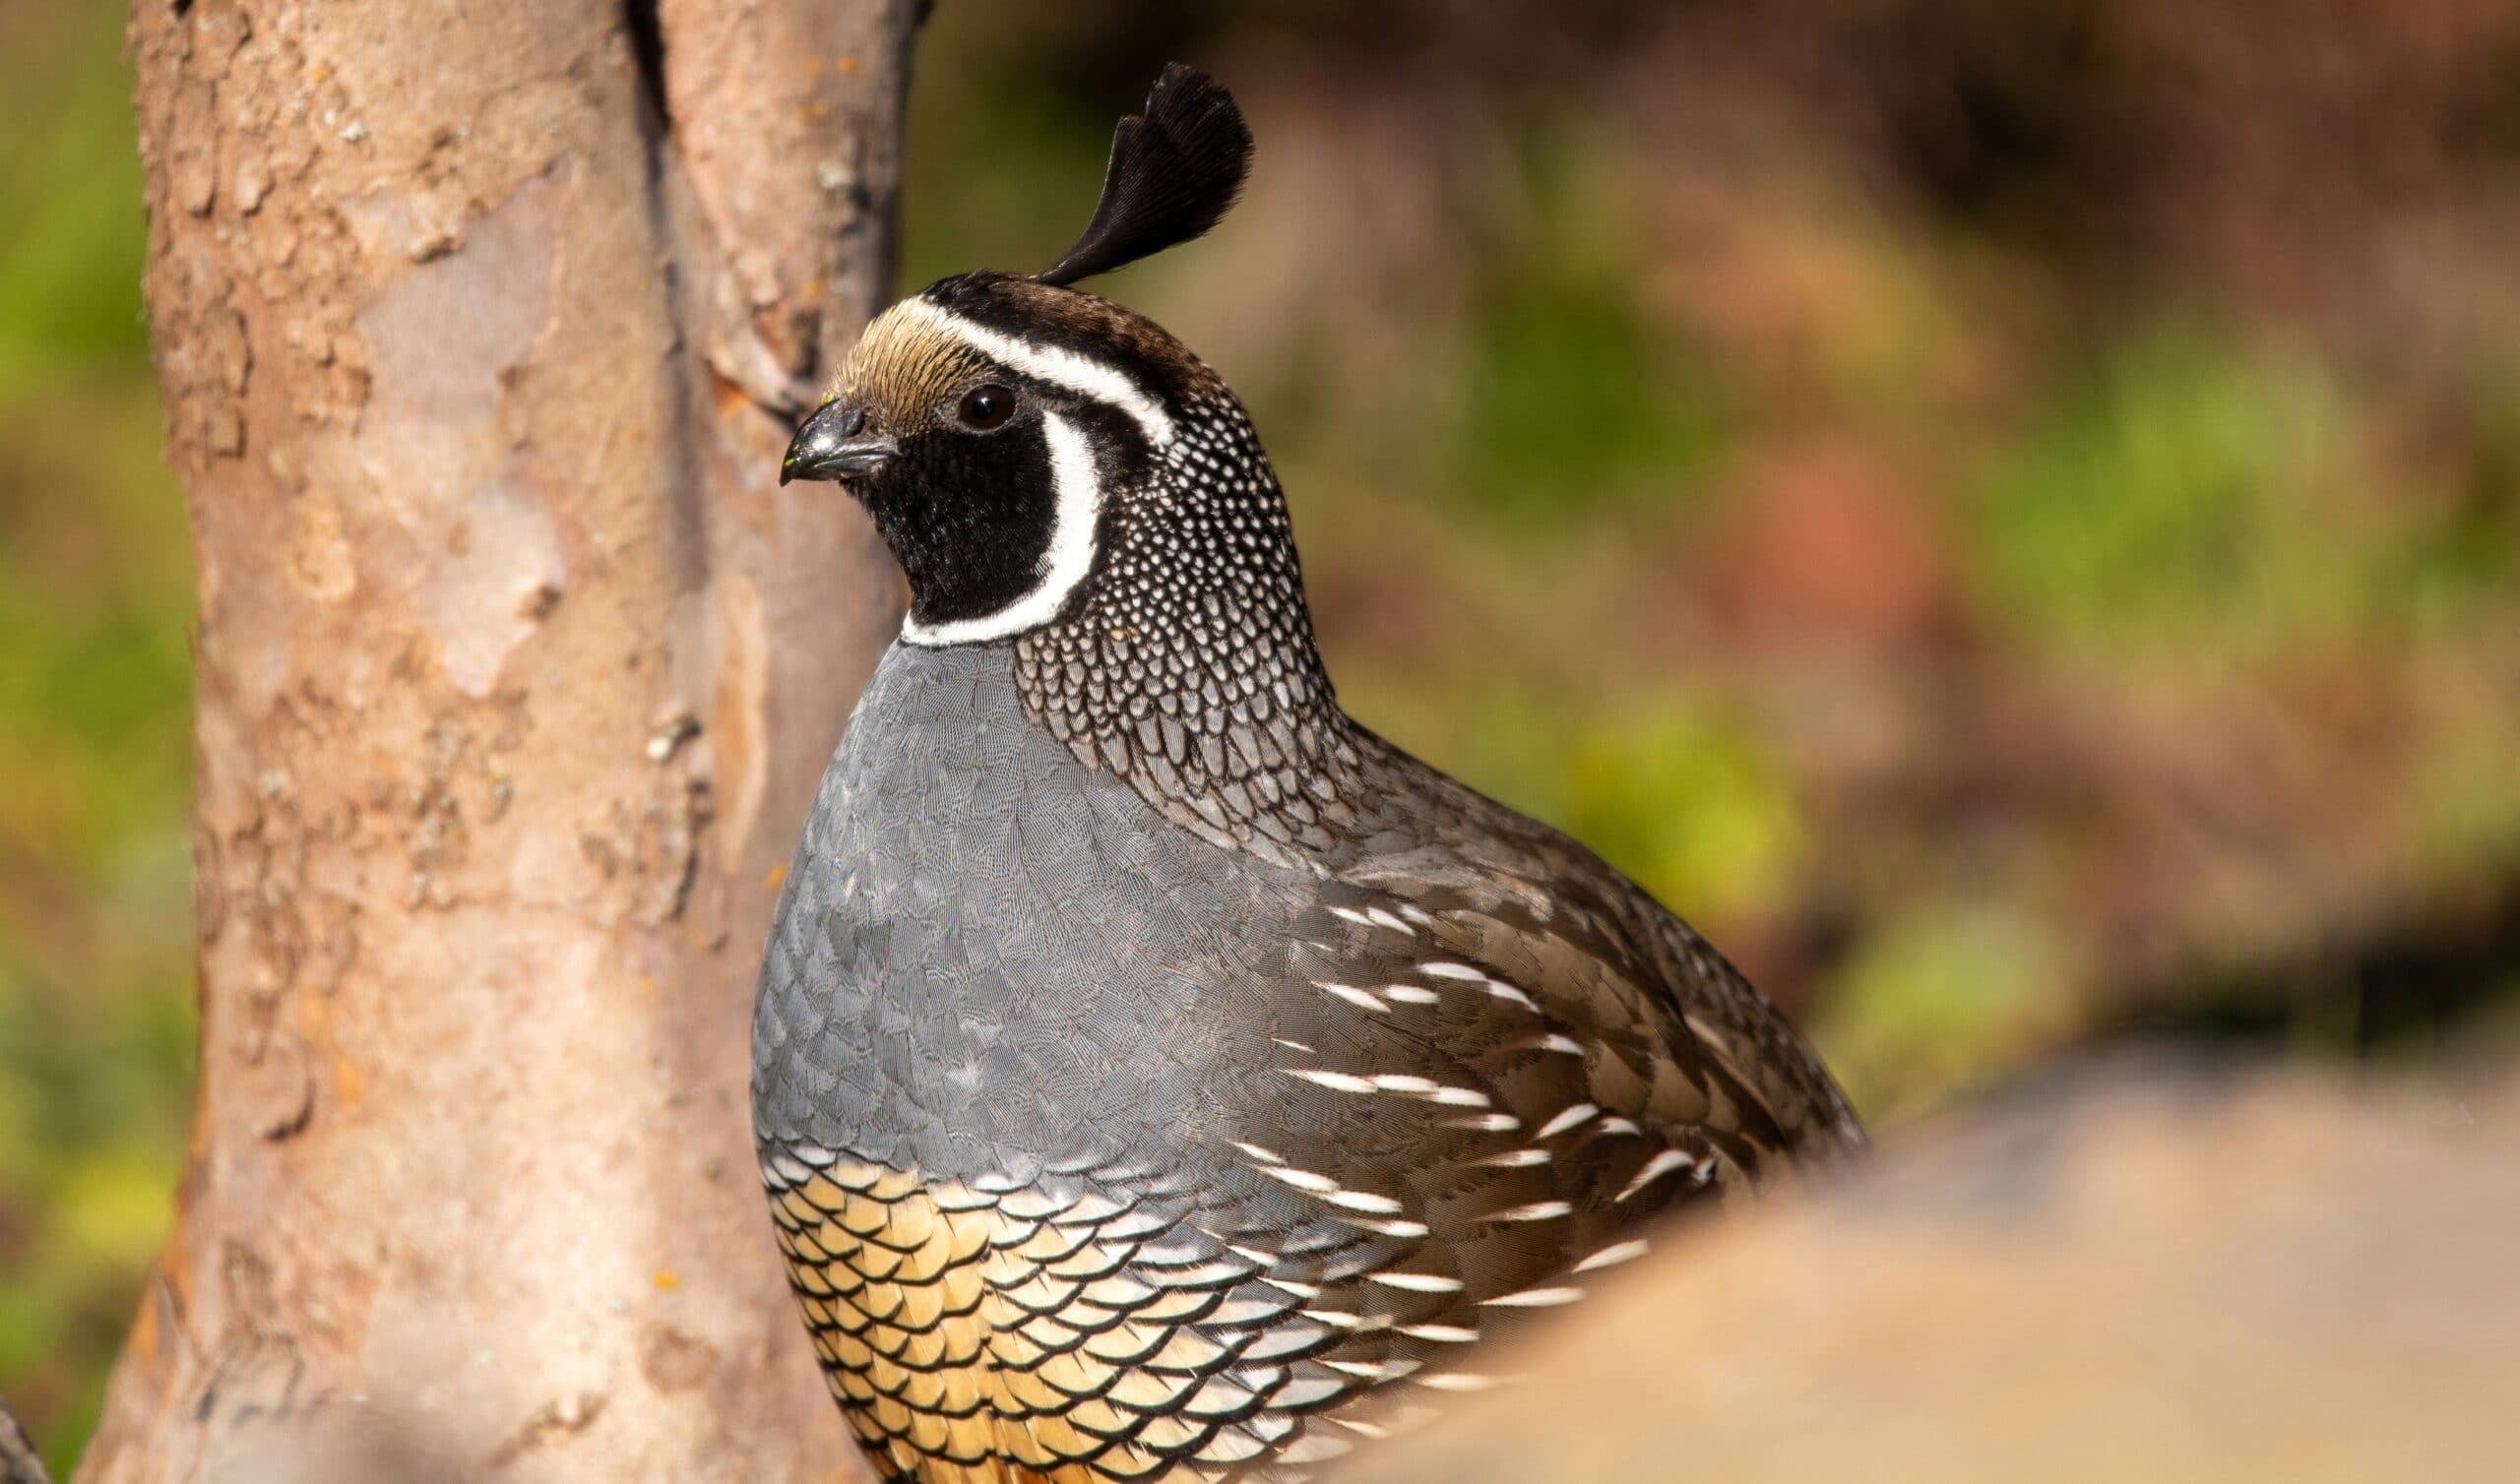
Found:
841,374 -> 1160,638
857,407 -> 1060,631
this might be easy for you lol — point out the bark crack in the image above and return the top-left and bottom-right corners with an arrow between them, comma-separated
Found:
623,0 -> 668,134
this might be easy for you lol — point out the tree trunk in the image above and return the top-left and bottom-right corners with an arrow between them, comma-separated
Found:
84,2 -> 914,1478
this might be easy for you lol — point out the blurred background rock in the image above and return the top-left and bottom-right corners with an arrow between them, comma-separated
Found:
1343,1053 -> 2520,1483
4,0 -> 2518,1470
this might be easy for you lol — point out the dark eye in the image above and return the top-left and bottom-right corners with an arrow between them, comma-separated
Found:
955,384 -> 1017,432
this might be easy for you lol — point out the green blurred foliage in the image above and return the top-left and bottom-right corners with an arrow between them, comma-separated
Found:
8,0 -> 2520,1468
1350,677 -> 1807,930
1971,328 -> 2350,657
0,6 -> 195,1469
1446,132 -> 1736,525
1821,905 -> 2075,1119
1963,327 -> 2520,664
0,7 -> 151,381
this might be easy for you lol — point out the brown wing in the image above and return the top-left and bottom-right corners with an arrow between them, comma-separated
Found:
1331,727 -> 1861,1170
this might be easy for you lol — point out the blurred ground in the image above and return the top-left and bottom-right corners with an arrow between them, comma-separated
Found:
4,0 -> 2519,1468
1345,1046 -> 2520,1484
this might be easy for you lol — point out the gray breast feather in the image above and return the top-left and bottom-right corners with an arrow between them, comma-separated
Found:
752,641 -> 1324,1187
753,641 -> 1853,1261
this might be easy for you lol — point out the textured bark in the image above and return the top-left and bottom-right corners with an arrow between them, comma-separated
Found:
87,2 -> 914,1478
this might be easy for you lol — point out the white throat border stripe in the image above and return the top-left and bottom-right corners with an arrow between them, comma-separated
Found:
901,409 -> 1102,648
897,299 -> 1177,450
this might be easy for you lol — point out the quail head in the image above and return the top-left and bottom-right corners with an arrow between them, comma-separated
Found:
756,63 -> 1861,1484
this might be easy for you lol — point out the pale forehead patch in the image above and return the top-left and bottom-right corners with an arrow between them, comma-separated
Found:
841,296 -> 1177,449
833,300 -> 990,431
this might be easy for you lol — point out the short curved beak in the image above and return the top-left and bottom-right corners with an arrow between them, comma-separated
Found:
781,401 -> 897,485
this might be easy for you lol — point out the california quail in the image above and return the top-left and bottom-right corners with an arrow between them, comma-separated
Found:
755,65 -> 1862,1484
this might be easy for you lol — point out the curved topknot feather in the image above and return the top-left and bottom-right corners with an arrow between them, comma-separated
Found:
1035,64 -> 1253,288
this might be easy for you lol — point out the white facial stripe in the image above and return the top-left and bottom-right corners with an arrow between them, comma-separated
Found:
896,298 -> 1176,449
900,409 -> 1101,648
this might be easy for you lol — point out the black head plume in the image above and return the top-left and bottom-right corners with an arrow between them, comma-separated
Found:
1035,64 -> 1253,288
